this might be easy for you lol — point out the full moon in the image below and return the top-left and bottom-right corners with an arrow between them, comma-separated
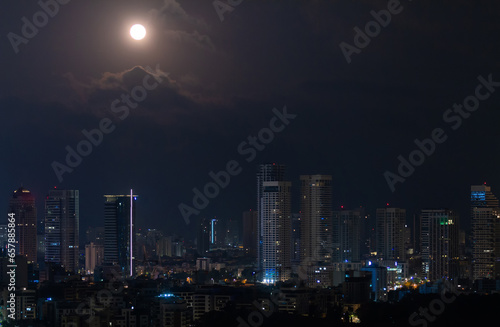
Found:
130,24 -> 146,40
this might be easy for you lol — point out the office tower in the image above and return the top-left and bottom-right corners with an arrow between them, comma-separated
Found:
300,175 -> 332,266
261,180 -> 292,283
210,218 -> 218,250
420,209 -> 460,281
333,208 -> 364,263
471,184 -> 500,280
197,218 -> 210,255
257,163 -> 285,274
45,189 -> 79,272
85,242 -> 104,274
376,207 -> 406,261
471,184 -> 499,208
8,187 -> 37,263
242,210 -> 258,257
104,191 -> 137,277
472,207 -> 499,280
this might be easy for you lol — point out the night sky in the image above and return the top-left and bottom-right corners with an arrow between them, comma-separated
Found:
1,0 -> 500,239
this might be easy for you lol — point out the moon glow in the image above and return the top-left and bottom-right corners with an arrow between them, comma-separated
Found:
130,24 -> 146,40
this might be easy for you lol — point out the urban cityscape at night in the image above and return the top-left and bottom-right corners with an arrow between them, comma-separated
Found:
1,0 -> 500,326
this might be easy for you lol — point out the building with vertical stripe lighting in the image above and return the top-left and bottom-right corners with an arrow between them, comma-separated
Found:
104,191 -> 137,277
260,180 -> 292,283
300,175 -> 332,266
257,163 -> 285,280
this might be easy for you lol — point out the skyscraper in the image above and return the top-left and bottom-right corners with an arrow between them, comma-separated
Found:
45,189 -> 79,272
257,163 -> 285,275
260,180 -> 292,283
471,184 -> 499,208
471,184 -> 500,280
104,191 -> 137,277
376,207 -> 406,261
210,218 -> 218,250
420,209 -> 460,281
332,208 -> 364,263
9,187 -> 37,263
85,242 -> 104,274
300,175 -> 332,266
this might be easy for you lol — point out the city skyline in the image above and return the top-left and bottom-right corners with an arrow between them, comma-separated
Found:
1,171 -> 496,241
1,177 -> 497,241
2,1 -> 500,324
1,179 -> 499,323
2,1 -> 500,241
4,180 -> 496,272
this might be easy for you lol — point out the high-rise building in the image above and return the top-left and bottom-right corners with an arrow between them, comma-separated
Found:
85,242 -> 104,274
260,180 -> 292,283
333,208 -> 364,263
45,189 -> 79,272
9,187 -> 37,263
471,184 -> 500,280
257,163 -> 285,276
104,191 -> 137,277
472,208 -> 499,280
376,207 -> 406,261
242,210 -> 258,257
210,218 -> 218,250
420,209 -> 460,281
300,175 -> 332,266
158,236 -> 172,257
471,184 -> 499,208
